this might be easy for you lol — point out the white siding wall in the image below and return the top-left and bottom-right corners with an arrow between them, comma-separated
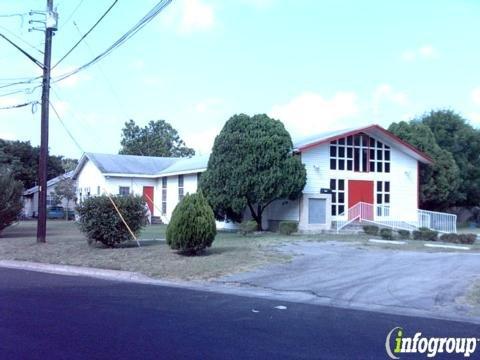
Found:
161,174 -> 199,221
301,141 -> 418,222
76,160 -> 107,201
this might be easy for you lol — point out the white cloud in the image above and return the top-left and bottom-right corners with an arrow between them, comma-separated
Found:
401,45 -> 438,62
194,98 -> 223,113
472,87 -> 480,106
52,65 -> 91,88
269,91 -> 359,136
162,0 -> 215,33
0,95 -> 22,107
183,127 -> 218,154
372,84 -> 408,115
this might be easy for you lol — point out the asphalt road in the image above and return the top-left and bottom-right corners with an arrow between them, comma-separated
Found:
0,268 -> 479,360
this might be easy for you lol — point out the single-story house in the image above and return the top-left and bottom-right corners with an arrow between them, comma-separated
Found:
23,170 -> 76,218
72,124 -> 456,233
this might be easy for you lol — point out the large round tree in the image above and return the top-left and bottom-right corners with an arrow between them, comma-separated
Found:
200,114 -> 306,230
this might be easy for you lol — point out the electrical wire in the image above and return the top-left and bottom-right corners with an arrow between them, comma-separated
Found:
60,0 -> 85,28
0,100 -> 37,110
53,0 -> 172,84
0,33 -> 44,68
52,0 -> 119,69
0,25 -> 43,55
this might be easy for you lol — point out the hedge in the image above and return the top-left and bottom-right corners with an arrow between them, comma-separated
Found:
279,220 -> 298,235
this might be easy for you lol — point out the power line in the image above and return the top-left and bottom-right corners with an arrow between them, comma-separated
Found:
52,0 -> 119,69
53,0 -> 172,84
0,100 -> 37,110
0,33 -> 44,68
0,24 -> 44,55
72,21 -> 130,118
60,0 -> 84,28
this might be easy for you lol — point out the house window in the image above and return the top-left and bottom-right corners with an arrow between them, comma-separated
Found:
178,175 -> 184,201
330,178 -> 345,216
197,172 -> 202,183
97,186 -> 101,195
330,133 -> 391,173
119,186 -> 130,196
162,177 -> 167,215
376,181 -> 390,216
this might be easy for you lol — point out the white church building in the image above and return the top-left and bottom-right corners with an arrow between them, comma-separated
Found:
72,124 -> 456,233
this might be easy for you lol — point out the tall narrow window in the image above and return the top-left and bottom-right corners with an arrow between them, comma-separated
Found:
162,177 -> 167,215
178,175 -> 184,201
376,181 -> 390,216
330,178 -> 345,216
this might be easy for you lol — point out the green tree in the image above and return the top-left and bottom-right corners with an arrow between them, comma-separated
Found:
61,158 -> 79,172
420,110 -> 480,206
119,119 -> 195,157
0,139 -> 65,188
200,114 -> 306,230
52,178 -> 77,220
0,169 -> 23,235
388,121 -> 460,209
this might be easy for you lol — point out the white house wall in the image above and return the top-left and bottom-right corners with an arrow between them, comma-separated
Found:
301,141 -> 419,222
76,159 -> 107,200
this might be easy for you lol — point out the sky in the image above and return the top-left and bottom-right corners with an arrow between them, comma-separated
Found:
0,0 -> 479,159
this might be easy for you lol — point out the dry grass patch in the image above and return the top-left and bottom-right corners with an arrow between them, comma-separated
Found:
0,221 -> 292,281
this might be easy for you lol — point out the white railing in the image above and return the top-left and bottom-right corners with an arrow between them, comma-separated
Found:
336,202 -> 457,233
417,209 -> 457,234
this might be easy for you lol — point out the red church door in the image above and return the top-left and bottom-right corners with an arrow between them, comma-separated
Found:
348,180 -> 374,220
143,186 -> 154,213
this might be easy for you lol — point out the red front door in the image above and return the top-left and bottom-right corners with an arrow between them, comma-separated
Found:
143,186 -> 154,213
348,180 -> 374,220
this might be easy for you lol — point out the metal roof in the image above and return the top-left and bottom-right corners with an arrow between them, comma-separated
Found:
293,126 -> 358,149
23,170 -> 74,196
157,154 -> 209,176
86,153 -> 178,175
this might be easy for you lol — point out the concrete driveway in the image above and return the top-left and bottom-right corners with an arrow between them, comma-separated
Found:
218,241 -> 480,323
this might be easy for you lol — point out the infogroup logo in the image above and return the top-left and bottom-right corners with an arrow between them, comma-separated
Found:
385,327 -> 478,359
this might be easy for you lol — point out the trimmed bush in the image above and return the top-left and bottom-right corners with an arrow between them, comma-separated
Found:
239,220 -> 258,235
458,233 -> 477,245
0,170 -> 23,235
397,229 -> 411,239
279,220 -> 298,235
77,195 -> 146,247
380,228 -> 394,240
439,233 -> 459,243
166,192 -> 216,255
363,225 -> 379,236
412,227 -> 438,241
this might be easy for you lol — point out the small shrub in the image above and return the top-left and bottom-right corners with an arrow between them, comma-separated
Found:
380,228 -> 393,240
458,233 -> 477,245
0,170 -> 23,235
439,233 -> 459,243
397,229 -> 410,239
77,195 -> 146,247
279,220 -> 298,235
363,225 -> 379,236
412,227 -> 438,241
166,192 -> 216,255
239,220 -> 258,235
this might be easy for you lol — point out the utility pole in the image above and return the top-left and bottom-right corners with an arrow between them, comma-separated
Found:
36,0 -> 57,243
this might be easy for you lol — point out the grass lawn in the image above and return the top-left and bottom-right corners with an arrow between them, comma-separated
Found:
0,221 -> 295,281
1,221 -> 478,281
